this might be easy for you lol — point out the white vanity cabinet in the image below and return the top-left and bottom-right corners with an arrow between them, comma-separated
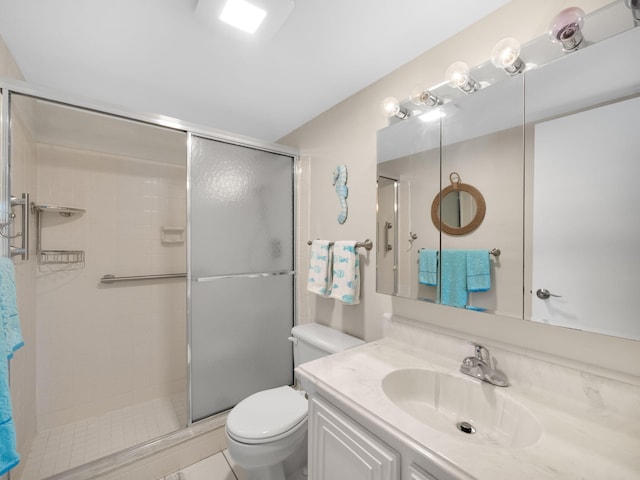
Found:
309,395 -> 400,480
308,394 -> 459,480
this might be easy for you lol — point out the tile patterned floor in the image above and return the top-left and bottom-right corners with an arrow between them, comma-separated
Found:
164,452 -> 237,480
18,394 -> 186,480
164,451 -> 307,480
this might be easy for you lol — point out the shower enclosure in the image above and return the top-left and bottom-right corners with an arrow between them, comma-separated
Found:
0,80 -> 295,480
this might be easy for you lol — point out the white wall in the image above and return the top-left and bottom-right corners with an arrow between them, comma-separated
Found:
281,0 -> 640,378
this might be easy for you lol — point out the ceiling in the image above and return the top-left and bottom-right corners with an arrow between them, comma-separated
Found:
0,0 -> 510,142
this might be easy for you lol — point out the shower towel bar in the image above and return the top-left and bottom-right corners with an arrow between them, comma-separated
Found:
306,239 -> 373,251
100,273 -> 186,284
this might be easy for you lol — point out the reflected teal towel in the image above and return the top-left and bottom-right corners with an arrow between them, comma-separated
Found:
440,250 -> 468,308
0,257 -> 21,475
418,249 -> 438,286
466,250 -> 491,292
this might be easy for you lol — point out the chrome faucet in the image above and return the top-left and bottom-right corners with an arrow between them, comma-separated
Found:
460,344 -> 509,387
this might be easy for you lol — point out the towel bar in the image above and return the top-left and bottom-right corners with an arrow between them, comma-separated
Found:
417,248 -> 501,257
306,239 -> 373,251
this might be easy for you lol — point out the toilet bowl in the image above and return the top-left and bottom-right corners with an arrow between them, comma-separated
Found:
224,323 -> 364,480
226,386 -> 308,480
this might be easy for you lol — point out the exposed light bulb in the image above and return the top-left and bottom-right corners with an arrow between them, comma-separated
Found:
410,84 -> 441,107
445,62 -> 479,94
626,0 -> 640,24
548,7 -> 586,52
380,97 -> 408,119
491,38 -> 525,75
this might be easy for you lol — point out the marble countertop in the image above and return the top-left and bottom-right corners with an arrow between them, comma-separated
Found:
295,338 -> 640,479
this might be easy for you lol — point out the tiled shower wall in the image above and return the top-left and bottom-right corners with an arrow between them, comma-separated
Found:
35,144 -> 187,430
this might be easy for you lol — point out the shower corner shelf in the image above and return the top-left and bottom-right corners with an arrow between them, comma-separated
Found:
33,203 -> 86,270
33,204 -> 86,217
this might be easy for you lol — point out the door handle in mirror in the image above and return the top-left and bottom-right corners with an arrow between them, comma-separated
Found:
536,288 -> 562,300
384,221 -> 393,251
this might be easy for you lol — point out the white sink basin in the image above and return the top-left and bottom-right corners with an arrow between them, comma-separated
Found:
382,369 -> 541,448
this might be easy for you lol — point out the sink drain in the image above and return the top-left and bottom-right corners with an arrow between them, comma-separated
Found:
456,421 -> 476,434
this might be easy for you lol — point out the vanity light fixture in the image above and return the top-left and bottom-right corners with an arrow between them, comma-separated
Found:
491,38 -> 525,75
445,62 -> 479,94
381,97 -> 409,119
409,84 -> 442,107
548,7 -> 586,52
626,0 -> 640,24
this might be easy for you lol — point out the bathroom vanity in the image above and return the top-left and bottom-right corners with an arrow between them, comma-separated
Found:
295,315 -> 640,479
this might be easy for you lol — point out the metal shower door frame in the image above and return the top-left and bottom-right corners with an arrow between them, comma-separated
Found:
0,77 -> 298,431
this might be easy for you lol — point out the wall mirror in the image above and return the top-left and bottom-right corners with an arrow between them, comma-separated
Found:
431,172 -> 485,236
376,0 -> 640,341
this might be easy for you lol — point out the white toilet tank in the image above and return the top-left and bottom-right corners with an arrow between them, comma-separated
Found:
290,323 -> 364,366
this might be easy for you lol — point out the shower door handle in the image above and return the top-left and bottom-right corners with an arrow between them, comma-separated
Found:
9,193 -> 29,260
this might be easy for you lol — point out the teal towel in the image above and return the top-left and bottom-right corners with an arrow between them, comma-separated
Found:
0,257 -> 21,475
440,250 -> 468,308
418,249 -> 438,286
466,250 -> 491,292
0,258 -> 23,358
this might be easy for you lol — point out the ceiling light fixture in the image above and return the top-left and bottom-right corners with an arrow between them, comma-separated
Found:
491,38 -> 525,75
445,62 -> 479,94
219,0 -> 267,34
548,7 -> 586,52
195,0 -> 294,40
381,97 -> 409,119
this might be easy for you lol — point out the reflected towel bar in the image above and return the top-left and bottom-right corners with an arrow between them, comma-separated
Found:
306,239 -> 373,251
100,273 -> 186,284
417,248 -> 501,257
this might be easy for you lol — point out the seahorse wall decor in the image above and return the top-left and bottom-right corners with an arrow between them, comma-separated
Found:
333,164 -> 348,224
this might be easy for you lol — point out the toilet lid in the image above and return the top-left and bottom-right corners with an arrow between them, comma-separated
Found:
226,386 -> 308,443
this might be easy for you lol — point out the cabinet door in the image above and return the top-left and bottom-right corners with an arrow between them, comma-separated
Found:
309,396 -> 399,480
407,464 -> 438,480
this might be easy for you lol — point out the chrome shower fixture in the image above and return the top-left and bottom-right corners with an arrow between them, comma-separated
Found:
548,7 -> 586,52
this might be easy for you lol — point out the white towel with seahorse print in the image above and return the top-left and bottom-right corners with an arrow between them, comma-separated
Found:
330,241 -> 360,305
307,240 -> 333,297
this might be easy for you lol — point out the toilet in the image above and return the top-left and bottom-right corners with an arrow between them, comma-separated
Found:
225,323 -> 365,480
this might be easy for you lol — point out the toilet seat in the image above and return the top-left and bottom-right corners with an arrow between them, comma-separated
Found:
226,386 -> 308,445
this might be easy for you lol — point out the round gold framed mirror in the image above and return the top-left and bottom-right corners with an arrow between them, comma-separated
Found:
431,172 -> 486,235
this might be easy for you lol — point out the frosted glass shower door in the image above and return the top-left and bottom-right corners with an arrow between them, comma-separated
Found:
189,135 -> 294,422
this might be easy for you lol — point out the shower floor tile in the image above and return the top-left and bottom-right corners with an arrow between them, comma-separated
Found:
18,394 -> 186,480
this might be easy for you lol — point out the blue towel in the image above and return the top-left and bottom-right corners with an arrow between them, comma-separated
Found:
330,241 -> 360,305
440,250 -> 468,308
466,250 -> 491,292
0,257 -> 21,475
418,249 -> 438,286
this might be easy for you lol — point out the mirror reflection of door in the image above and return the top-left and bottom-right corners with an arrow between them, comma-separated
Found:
377,176 -> 398,295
